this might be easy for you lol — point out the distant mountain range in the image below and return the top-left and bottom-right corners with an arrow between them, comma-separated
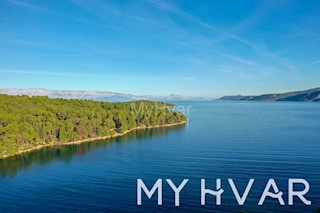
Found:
2,87 -> 319,102
219,87 -> 320,102
0,88 -> 211,102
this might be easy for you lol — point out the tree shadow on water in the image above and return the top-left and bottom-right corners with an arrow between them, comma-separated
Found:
0,125 -> 185,178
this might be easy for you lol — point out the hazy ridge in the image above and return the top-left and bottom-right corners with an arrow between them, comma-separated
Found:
219,87 -> 320,102
0,88 -> 210,102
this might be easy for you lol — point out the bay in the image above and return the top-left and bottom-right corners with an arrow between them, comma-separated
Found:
0,101 -> 319,213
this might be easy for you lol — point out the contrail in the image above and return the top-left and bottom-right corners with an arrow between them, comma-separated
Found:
149,0 -> 256,49
3,0 -> 52,13
310,59 -> 320,65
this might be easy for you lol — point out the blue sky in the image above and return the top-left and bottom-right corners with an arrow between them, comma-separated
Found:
0,0 -> 319,97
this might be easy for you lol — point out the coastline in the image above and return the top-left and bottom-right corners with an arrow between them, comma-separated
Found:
0,120 -> 187,160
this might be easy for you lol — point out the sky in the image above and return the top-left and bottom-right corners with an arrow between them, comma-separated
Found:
0,0 -> 319,97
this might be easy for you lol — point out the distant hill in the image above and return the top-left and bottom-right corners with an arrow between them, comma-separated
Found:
0,88 -> 210,102
219,87 -> 320,102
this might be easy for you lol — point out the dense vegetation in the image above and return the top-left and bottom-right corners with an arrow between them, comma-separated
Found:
0,94 -> 186,158
0,126 -> 184,176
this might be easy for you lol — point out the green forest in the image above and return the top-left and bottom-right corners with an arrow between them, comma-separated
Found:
0,94 -> 186,158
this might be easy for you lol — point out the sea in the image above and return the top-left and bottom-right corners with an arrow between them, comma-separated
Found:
0,101 -> 319,213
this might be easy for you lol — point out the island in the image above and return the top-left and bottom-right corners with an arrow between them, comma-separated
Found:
219,87 -> 320,102
0,94 -> 186,159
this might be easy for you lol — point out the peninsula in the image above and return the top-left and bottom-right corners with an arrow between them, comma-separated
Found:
0,94 -> 186,159
219,87 -> 320,102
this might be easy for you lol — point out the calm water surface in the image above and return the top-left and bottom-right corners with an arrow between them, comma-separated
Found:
0,101 -> 319,213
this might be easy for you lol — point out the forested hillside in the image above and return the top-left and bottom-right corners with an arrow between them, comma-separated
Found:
0,95 -> 186,158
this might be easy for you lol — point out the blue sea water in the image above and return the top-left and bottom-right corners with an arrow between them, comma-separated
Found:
0,101 -> 319,213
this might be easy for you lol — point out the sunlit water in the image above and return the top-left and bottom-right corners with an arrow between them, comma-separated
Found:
0,101 -> 319,213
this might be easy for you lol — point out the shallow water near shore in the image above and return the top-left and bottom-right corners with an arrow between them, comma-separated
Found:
0,101 -> 319,213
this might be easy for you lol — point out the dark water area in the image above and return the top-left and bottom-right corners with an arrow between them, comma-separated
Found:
0,101 -> 319,213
